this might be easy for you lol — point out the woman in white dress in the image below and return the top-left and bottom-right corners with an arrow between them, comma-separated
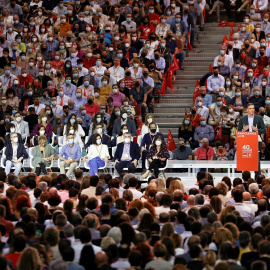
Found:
141,113 -> 159,137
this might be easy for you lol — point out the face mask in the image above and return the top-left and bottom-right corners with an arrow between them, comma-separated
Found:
147,118 -> 153,124
219,92 -> 224,97
14,80 -> 19,85
70,119 -> 76,124
267,38 -> 270,42
143,72 -> 148,77
184,120 -> 190,125
245,83 -> 249,87
120,83 -> 125,88
233,76 -> 238,80
39,72 -> 44,77
175,18 -> 181,22
76,93 -> 82,98
217,101 -> 222,106
66,64 -> 71,68
10,128 -> 16,133
58,91 -> 64,97
42,117 -> 47,122
262,81 -> 267,86
247,72 -> 253,77
254,91 -> 259,96
112,88 -> 118,94
10,64 -> 15,69
22,73 -> 27,78
5,70 -> 10,76
102,81 -> 107,86
124,138 -> 131,143
220,50 -> 224,55
96,60 -> 101,66
197,101 -> 202,107
29,62 -> 34,67
235,64 -> 240,69
266,100 -> 270,105
95,138 -> 102,145
226,81 -> 231,86
229,108 -> 233,113
260,112 -> 265,117
68,139 -> 74,144
48,37 -> 53,42
66,79 -> 71,84
217,61 -> 221,66
155,140 -> 161,146
235,92 -> 241,96
45,64 -> 50,69
202,143 -> 208,148
115,111 -> 120,116
200,121 -> 206,126
13,137 -> 18,143
96,117 -> 102,123
145,44 -> 150,49
256,28 -> 261,32
79,110 -> 86,115
16,116 -> 21,122
122,113 -> 127,119
4,117 -> 9,122
39,130 -> 45,135
126,71 -> 131,76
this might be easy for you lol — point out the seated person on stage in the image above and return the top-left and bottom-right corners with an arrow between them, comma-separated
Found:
85,123 -> 111,149
12,111 -> 30,143
114,132 -> 140,174
32,135 -> 54,176
4,123 -> 22,146
173,138 -> 193,160
33,125 -> 46,146
58,134 -> 82,178
5,132 -> 28,176
63,125 -> 84,149
142,136 -> 170,179
83,133 -> 110,176
141,122 -> 165,173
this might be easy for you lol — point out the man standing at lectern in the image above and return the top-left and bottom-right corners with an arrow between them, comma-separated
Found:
238,103 -> 266,176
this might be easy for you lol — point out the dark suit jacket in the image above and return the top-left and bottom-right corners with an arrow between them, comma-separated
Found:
112,119 -> 136,137
230,95 -> 248,108
227,48 -> 239,62
85,134 -> 111,149
228,262 -> 246,270
114,141 -> 140,162
238,114 -> 266,135
252,30 -> 265,41
5,143 -> 28,161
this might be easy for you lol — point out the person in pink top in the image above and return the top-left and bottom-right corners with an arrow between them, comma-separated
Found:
194,138 -> 215,161
108,84 -> 126,107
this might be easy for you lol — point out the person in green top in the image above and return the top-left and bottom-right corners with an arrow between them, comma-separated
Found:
32,135 -> 54,176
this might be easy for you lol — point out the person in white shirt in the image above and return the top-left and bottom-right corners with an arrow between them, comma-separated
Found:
93,58 -> 107,78
258,107 -> 270,127
243,192 -> 258,213
232,33 -> 243,50
130,59 -> 143,79
196,97 -> 209,119
253,0 -> 268,12
128,178 -> 142,200
214,46 -> 234,70
57,87 -> 69,106
109,58 -> 125,82
28,96 -> 46,115
12,112 -> 30,141
233,189 -> 254,223
77,60 -> 89,77
83,133 -> 110,176
141,113 -> 160,137
50,96 -> 63,116
0,66 -> 16,87
78,77 -> 94,97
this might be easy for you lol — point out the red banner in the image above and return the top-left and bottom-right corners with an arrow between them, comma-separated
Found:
193,79 -> 200,105
236,132 -> 258,171
187,31 -> 193,51
167,65 -> 174,90
167,129 -> 176,151
229,27 -> 234,41
171,55 -> 179,72
222,34 -> 228,46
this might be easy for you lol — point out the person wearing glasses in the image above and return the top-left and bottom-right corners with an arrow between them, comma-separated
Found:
4,132 -> 28,175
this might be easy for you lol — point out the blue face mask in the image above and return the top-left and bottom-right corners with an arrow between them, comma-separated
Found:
235,92 -> 241,96
60,46 -> 65,50
199,143 -> 202,147
5,118 -> 10,122
16,39 -> 21,43
84,81 -> 89,86
73,74 -> 79,78
78,64 -> 83,69
28,49 -> 32,53
175,18 -> 181,22
66,64 -> 71,68
184,120 -> 190,125
66,79 -> 71,84
217,101 -> 222,106
100,109 -> 105,114
186,144 -> 190,147
5,70 -> 10,76
10,64 -> 15,69
45,64 -> 50,69
39,72 -> 44,77
117,54 -> 123,58
12,110 -> 17,115
21,56 -> 26,60
76,93 -> 81,98
266,100 -> 270,105
68,139 -> 74,144
70,119 -> 76,124
200,121 -> 206,126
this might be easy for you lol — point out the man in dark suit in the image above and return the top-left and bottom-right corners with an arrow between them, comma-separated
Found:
238,103 -> 266,175
4,132 -> 28,175
112,110 -> 136,138
114,132 -> 140,174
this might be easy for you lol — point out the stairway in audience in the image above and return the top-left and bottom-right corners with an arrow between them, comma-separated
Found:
154,23 -> 238,142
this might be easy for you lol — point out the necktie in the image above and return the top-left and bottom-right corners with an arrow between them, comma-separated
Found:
60,97 -> 63,106
12,51 -> 16,60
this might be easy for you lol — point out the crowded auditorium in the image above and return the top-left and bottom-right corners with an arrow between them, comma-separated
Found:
0,0 -> 270,270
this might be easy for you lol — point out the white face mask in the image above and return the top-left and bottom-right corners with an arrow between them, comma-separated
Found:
197,101 -> 202,107
97,128 -> 102,134
90,71 -> 95,76
96,139 -> 101,145
124,138 -> 131,143
69,129 -> 74,134
122,113 -> 127,119
134,63 -> 138,68
123,129 -> 128,133
112,88 -> 118,94
155,140 -> 161,146
14,80 -> 19,85
96,117 -> 102,122
40,130 -> 45,135
10,128 -> 15,133
42,117 -> 47,122
147,118 -> 153,124
13,137 -> 18,143
16,116 -> 21,122
262,81 -> 267,86
229,108 -> 233,113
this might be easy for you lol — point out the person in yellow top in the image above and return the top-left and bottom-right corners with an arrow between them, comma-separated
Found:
99,76 -> 112,99
243,15 -> 254,33
94,88 -> 107,106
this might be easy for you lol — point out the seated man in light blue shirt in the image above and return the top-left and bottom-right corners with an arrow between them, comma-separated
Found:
207,66 -> 225,95
68,99 -> 79,116
61,75 -> 77,99
195,86 -> 212,107
73,88 -> 87,107
58,134 -> 81,177
77,105 -> 92,135
65,48 -> 79,68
